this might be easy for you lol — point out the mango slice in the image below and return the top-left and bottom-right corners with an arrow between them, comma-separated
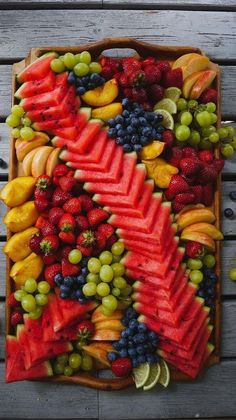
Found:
3,227 -> 39,262
10,252 -> 44,287
0,177 -> 36,207
4,201 -> 39,232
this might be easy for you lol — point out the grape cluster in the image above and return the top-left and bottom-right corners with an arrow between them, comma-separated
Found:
53,351 -> 93,377
108,307 -> 159,368
197,268 -> 217,314
54,257 -> 89,303
6,104 -> 35,140
107,98 -> 164,153
67,72 -> 106,95
51,50 -> 102,78
14,279 -> 51,319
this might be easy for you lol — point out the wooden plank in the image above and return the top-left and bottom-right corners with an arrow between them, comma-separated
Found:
104,0 -> 236,8
0,11 -> 235,60
0,0 -> 102,5
99,359 -> 236,419
0,65 -> 12,119
221,240 -> 236,295
0,242 -> 6,297
0,182 -> 6,236
221,181 -> 236,236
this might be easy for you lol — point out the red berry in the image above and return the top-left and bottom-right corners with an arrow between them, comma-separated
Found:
199,88 -> 217,104
212,158 -> 224,174
122,57 -> 141,74
40,235 -> 59,255
163,68 -> 183,88
34,197 -> 49,212
147,84 -> 164,102
198,150 -> 214,164
157,60 -> 171,74
162,129 -> 174,148
191,185 -> 203,203
142,102 -> 152,111
35,216 -> 48,230
144,64 -> 161,85
61,259 -> 80,277
198,164 -> 217,184
131,87 -> 148,103
77,320 -> 94,340
77,230 -> 97,248
119,73 -> 130,87
128,70 -> 146,87
42,254 -> 57,265
58,176 -> 76,192
36,174 -> 51,190
75,214 -> 89,231
41,221 -> 58,236
179,157 -> 202,177
76,244 -> 93,257
11,310 -> 23,327
48,207 -> 64,225
201,183 -> 214,206
63,197 -> 82,215
44,263 -> 62,286
53,175 -> 60,186
182,147 -> 198,158
59,245 -> 73,260
141,57 -> 155,67
106,233 -> 118,249
95,230 -> 106,253
79,194 -> 94,212
123,87 -> 133,100
59,231 -> 76,244
87,208 -> 109,226
52,188 -> 72,207
8,292 -> 18,308
101,65 -> 114,80
174,192 -> 195,205
97,223 -> 115,240
53,164 -> 69,178
166,174 -> 190,199
111,357 -> 132,377
171,201 -> 185,213
166,146 -> 183,168
185,241 -> 205,258
59,213 -> 76,232
29,234 -> 43,255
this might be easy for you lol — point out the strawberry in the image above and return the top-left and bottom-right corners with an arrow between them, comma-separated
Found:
87,208 -> 109,226
172,201 -> 185,213
59,231 -> 76,244
34,197 -> 49,212
198,164 -> 217,184
29,234 -> 43,255
111,357 -> 132,377
166,146 -> 183,168
185,241 -> 205,258
123,87 -> 133,100
144,64 -> 161,85
77,320 -> 94,341
35,216 -> 48,229
53,164 -> 69,178
59,245 -> 73,260
198,150 -> 214,164
106,233 -> 118,249
122,57 -> 141,74
101,65 -> 114,80
141,57 -> 155,67
52,188 -> 72,207
118,73 -> 130,87
44,263 -> 62,286
182,147 -> 198,158
147,84 -> 164,102
161,129 -> 174,148
174,192 -> 195,204
191,185 -> 202,203
77,244 -> 93,257
62,258 -> 80,277
95,230 -> 106,252
212,157 -> 224,173
59,213 -> 76,232
11,310 -> 23,327
77,230 -> 97,248
8,292 -> 18,308
76,215 -> 89,231
166,175 -> 189,199
179,157 -> 202,177
42,254 -> 57,265
199,88 -> 217,104
79,194 -> 94,212
163,68 -> 183,88
40,235 -> 59,255
201,183 -> 214,206
36,174 -> 51,190
97,223 -> 115,240
48,207 -> 64,225
58,175 -> 76,192
131,87 -> 148,103
34,188 -> 52,200
63,197 -> 81,215
128,70 -> 146,87
157,60 -> 171,74
41,221 -> 58,236
53,175 -> 60,186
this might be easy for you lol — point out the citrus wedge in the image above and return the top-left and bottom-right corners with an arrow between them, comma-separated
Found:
155,109 -> 174,130
143,363 -> 161,391
133,363 -> 150,389
164,87 -> 182,103
154,98 -> 177,114
158,359 -> 170,388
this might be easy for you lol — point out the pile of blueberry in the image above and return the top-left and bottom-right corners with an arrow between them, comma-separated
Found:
197,268 -> 217,314
54,257 -> 90,303
108,307 -> 159,368
107,99 -> 164,153
67,71 -> 106,95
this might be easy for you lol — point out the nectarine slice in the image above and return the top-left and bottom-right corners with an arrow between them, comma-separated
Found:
182,56 -> 210,80
95,319 -> 125,332
92,329 -> 121,341
190,70 -> 216,99
172,53 -> 201,69
182,71 -> 204,98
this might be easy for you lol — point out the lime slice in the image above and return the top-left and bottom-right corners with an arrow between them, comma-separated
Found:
155,109 -> 174,130
133,363 -> 150,389
143,363 -> 161,391
154,98 -> 177,114
164,87 -> 182,103
158,359 -> 170,388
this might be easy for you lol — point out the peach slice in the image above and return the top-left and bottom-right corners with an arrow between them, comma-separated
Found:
22,147 -> 42,176
82,79 -> 119,107
92,329 -> 121,341
92,102 -> 122,122
91,305 -> 123,323
46,147 -> 61,177
31,146 -> 54,178
15,133 -> 50,162
175,203 -> 205,220
182,55 -> 210,80
182,71 -> 204,98
177,208 -> 215,230
82,344 -> 111,368
172,53 -> 201,69
95,319 -> 125,332
140,141 -> 165,160
180,230 -> 215,252
182,222 -> 223,240
190,70 -> 216,99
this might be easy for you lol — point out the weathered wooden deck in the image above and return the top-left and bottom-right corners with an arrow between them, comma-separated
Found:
0,1 -> 236,418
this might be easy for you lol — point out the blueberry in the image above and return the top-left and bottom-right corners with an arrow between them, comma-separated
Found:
75,289 -> 83,299
64,276 -> 74,287
113,341 -> 122,351
133,144 -> 142,152
54,273 -> 63,285
156,125 -> 165,133
126,125 -> 134,134
203,268 -> 213,278
209,274 -> 218,284
133,333 -> 147,344
146,112 -> 155,122
142,127 -> 152,136
60,292 -> 68,299
205,297 -> 213,306
122,109 -> 129,117
155,113 -> 164,122
115,123 -> 123,131
75,275 -> 85,286
108,118 -> 115,127
146,353 -> 158,364
123,143 -> 133,152
223,207 -> 233,221
90,73 -> 100,82
136,344 -> 145,355
131,117 -> 139,127
75,77 -> 82,87
128,348 -> 137,358
198,289 -> 205,298
76,86 -> 86,95
139,117 -> 147,126
99,76 -> 106,85
117,129 -> 125,137
125,307 -> 137,319
81,257 -> 89,267
207,287 -> 215,297
137,355 -> 146,364
60,285 -> 71,295
81,267 -> 89,276
148,331 -> 158,341
116,137 -> 124,145
68,71 -> 76,84
140,136 -> 149,146
118,338 -> 128,348
108,128 -> 116,138
115,115 -> 124,124
151,340 -> 158,348
70,291 -> 77,299
108,351 -> 118,362
87,82 -> 95,90
121,330 -> 129,339
128,319 -> 138,329
132,358 -> 139,368
122,317 -> 129,327
130,135 -> 138,145
119,349 -> 128,358
81,76 -> 90,84
126,327 -> 135,337
155,133 -> 162,140
229,191 -> 236,201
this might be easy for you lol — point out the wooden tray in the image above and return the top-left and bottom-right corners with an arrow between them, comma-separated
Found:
6,37 -> 221,390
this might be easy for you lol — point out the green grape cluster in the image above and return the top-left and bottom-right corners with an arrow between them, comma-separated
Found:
50,51 -> 102,77
6,104 -> 35,141
82,241 -> 132,316
53,351 -> 93,376
14,279 -> 51,319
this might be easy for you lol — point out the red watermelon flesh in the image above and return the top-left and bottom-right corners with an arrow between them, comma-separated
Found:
15,70 -> 56,99
84,152 -> 137,196
52,107 -> 92,142
93,165 -> 148,208
17,52 -> 57,83
122,234 -> 178,262
67,119 -> 103,154
53,126 -> 78,140
71,138 -> 116,172
6,335 -> 53,383
75,144 -> 123,183
32,114 -> 77,133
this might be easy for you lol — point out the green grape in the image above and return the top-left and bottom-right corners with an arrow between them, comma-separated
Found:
35,293 -> 48,306
102,295 -> 118,311
210,113 -> 217,124
188,99 -> 198,110
174,123 -> 180,132
221,144 -> 234,158
63,52 -> 76,69
11,104 -> 25,117
111,262 -> 125,277
24,278 -> 37,293
187,258 -> 203,270
96,282 -> 110,297
206,102 -> 216,113
196,111 -> 212,128
102,306 -> 113,316
175,125 -> 190,141
74,63 -> 89,77
57,353 -> 69,365
112,254 -> 122,263
28,306 -> 43,320
199,138 -> 212,150
120,285 -> 132,297
189,270 -> 203,284
188,130 -> 200,146
99,265 -> 114,282
113,276 -> 127,289
6,114 -> 21,127
12,128 -> 21,138
22,117 -> 32,127
64,365 -> 73,376
202,125 -> 216,137
89,62 -> 102,73
82,282 -> 97,297
86,273 -> 100,284
230,137 -> 236,150
69,353 -> 82,369
203,254 -> 216,268
226,126 -> 235,139
53,361 -> 65,375
112,287 -> 121,297
217,127 -> 228,139
80,51 -> 91,65
50,58 -> 66,73
14,289 -> 27,302
209,132 -> 220,143
99,251 -> 113,265
59,55 -> 65,62
20,127 -> 35,141
229,268 -> 236,281
81,354 -> 93,371
37,280 -> 50,294
68,249 -> 82,264
88,257 -> 101,273
21,294 -> 37,312
180,111 -> 193,126
111,241 -> 125,256
74,53 -> 81,63
176,98 -> 187,111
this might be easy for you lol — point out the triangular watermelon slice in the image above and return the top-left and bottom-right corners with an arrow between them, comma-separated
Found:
67,119 -> 104,153
15,70 -> 56,99
17,52 -> 57,83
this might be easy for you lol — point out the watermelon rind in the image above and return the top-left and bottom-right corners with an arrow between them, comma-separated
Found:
17,52 -> 58,83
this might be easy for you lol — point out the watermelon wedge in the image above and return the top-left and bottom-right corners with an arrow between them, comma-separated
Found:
70,138 -> 116,173
32,114 -> 76,133
67,119 -> 104,153
52,107 -> 92,143
122,234 -> 178,262
17,52 -> 57,83
20,83 -> 69,111
15,71 -> 56,99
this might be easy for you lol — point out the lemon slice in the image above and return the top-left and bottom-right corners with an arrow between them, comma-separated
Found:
133,363 -> 150,389
164,87 -> 182,103
158,359 -> 170,388
143,363 -> 161,391
155,109 -> 174,130
154,98 -> 177,114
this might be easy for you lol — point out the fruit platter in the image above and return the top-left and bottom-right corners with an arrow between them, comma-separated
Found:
3,37 -> 235,391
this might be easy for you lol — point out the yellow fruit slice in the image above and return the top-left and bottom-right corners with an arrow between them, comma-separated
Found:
164,87 -> 182,103
143,363 -> 161,391
172,53 -> 201,69
158,359 -> 170,388
177,208 -> 216,230
154,109 -> 174,129
154,164 -> 178,188
181,231 -> 216,252
82,79 -> 118,107
0,177 -> 36,207
140,141 -> 165,160
154,98 -> 177,114
92,102 -> 122,122
175,204 -> 205,219
182,223 -> 223,240
133,363 -> 150,389
3,226 -> 39,262
4,201 -> 39,233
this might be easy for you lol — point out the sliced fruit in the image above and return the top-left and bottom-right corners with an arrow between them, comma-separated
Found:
22,147 -> 42,176
17,52 -> 57,83
10,252 -> 44,286
154,98 -> 177,114
4,201 -> 39,233
15,71 -> 56,99
91,102 -> 122,122
182,223 -> 223,240
3,227 -> 39,262
175,204 -> 205,219
158,358 -> 170,387
153,161 -> 179,188
133,362 -> 150,389
67,119 -> 104,154
164,87 -> 182,102
15,131 -> 50,162
140,141 -> 165,160
181,231 -> 215,252
181,55 -> 210,80
46,147 -> 61,177
82,79 -> 119,107
172,53 -> 201,70
190,70 -> 216,99
143,363 -> 161,391
31,146 -> 54,178
182,71 -> 204,98
95,319 -> 124,332
82,343 -> 111,368
91,306 -> 123,323
177,208 -> 215,230
92,329 -> 121,341
154,109 -> 174,129
0,176 -> 36,207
